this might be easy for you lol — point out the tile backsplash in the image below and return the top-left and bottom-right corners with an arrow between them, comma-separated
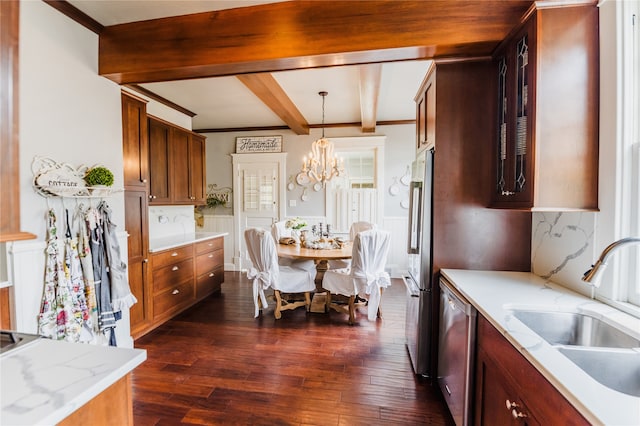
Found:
531,212 -> 597,296
149,205 -> 196,239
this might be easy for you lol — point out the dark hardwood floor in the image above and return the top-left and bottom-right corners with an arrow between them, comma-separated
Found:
132,272 -> 455,425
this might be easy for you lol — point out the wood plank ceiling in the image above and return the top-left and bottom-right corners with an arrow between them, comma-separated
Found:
88,1 -> 534,133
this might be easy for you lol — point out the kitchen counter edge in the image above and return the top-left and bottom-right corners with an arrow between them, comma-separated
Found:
149,232 -> 227,253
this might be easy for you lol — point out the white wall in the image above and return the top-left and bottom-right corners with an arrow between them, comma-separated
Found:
203,123 -> 415,218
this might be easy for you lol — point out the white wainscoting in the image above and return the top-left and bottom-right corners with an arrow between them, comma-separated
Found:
382,216 -> 409,278
6,231 -> 133,348
200,214 -> 235,270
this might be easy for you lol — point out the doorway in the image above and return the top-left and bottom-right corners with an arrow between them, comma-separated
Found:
232,153 -> 287,270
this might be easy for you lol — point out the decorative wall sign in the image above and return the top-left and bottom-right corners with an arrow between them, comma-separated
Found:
235,136 -> 282,153
32,156 -> 88,197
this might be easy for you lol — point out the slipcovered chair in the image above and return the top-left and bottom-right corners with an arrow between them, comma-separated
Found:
271,221 -> 316,272
322,229 -> 391,325
245,228 -> 315,319
328,221 -> 376,269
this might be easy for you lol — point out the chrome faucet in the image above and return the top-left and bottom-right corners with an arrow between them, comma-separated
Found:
582,237 -> 640,287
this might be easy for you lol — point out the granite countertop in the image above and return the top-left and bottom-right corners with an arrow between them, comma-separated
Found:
440,269 -> 640,426
149,231 -> 227,253
1,338 -> 146,425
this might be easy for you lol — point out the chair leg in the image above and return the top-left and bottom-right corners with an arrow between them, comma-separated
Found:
304,292 -> 311,312
274,290 -> 283,319
348,295 -> 356,325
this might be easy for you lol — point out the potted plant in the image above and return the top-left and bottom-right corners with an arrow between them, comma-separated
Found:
84,165 -> 114,195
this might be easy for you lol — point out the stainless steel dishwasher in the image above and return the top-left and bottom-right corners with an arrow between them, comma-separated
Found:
438,277 -> 476,426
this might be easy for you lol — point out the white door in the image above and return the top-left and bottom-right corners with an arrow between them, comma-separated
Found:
232,153 -> 287,270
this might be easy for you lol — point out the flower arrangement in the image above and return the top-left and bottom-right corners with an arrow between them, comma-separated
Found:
285,217 -> 307,230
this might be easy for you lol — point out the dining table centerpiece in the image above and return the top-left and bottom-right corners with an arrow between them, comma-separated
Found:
285,217 -> 307,243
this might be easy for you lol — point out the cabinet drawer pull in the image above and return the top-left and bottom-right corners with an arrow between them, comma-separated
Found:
501,190 -> 516,196
209,272 -> 215,277
172,266 -> 179,271
207,243 -> 213,247
172,289 -> 180,295
511,409 -> 528,420
171,252 -> 178,257
142,178 -> 147,183
505,400 -> 519,410
208,254 -> 214,258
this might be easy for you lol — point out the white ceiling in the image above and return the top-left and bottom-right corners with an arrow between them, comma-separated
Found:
68,0 -> 432,131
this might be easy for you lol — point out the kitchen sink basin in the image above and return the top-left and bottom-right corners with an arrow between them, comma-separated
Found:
557,346 -> 640,397
512,310 -> 640,349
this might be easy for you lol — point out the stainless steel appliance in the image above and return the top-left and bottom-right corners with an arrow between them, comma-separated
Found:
438,277 -> 476,426
403,147 -> 434,376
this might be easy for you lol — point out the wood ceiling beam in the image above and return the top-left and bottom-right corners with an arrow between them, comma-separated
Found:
98,0 -> 532,84
359,64 -> 382,133
236,73 -> 310,135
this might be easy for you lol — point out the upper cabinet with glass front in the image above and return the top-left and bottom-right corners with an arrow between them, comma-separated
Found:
491,3 -> 599,211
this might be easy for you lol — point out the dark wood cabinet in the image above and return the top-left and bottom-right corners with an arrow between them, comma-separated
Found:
122,93 -> 149,189
123,190 -> 151,341
148,116 -> 206,205
189,133 -> 207,205
491,4 -> 599,210
122,92 -> 151,337
195,238 -> 224,298
474,315 -> 588,426
415,64 -> 436,151
148,117 -> 171,204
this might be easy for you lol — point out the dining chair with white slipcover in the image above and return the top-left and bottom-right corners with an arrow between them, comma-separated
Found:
322,229 -> 391,325
328,221 -> 376,270
271,221 -> 316,272
244,228 -> 315,319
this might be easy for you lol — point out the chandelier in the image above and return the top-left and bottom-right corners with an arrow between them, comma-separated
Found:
301,91 -> 345,187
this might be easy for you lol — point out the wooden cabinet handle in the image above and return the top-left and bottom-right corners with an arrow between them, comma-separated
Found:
172,266 -> 179,271
172,289 -> 180,295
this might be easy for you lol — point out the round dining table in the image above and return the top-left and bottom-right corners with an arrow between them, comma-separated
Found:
276,242 -> 352,291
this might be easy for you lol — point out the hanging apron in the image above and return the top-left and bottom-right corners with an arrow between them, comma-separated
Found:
77,205 -> 99,334
38,209 -> 61,339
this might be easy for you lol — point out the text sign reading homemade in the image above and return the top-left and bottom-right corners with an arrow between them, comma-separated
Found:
236,136 -> 282,153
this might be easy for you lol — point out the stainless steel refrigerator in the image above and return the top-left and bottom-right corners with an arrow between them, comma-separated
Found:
403,147 -> 434,377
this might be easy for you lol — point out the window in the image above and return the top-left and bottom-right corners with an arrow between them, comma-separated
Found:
599,0 -> 640,312
624,2 -> 640,305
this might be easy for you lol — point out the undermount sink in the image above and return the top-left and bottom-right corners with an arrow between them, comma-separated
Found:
511,309 -> 640,397
512,310 -> 640,348
557,346 -> 640,397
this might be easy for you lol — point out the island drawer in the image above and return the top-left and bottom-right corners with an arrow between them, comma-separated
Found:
195,250 -> 224,276
152,245 -> 193,268
195,237 -> 223,255
153,258 -> 194,293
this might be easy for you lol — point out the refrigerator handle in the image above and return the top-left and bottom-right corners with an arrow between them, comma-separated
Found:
407,181 -> 423,254
402,275 -> 421,297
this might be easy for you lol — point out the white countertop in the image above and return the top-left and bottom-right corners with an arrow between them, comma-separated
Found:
149,231 -> 227,253
440,269 -> 640,426
1,338 -> 146,425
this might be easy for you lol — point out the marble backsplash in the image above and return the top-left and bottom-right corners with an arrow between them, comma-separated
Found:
149,205 -> 196,240
531,211 -> 598,297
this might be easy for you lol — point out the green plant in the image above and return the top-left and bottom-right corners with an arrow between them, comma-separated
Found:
84,166 -> 114,187
206,195 -> 226,208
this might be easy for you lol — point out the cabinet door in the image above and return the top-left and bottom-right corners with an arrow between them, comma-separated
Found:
416,69 -> 436,151
148,117 -> 171,204
171,127 -> 192,204
492,20 -> 534,206
124,190 -> 150,337
122,93 -> 149,189
189,133 -> 206,205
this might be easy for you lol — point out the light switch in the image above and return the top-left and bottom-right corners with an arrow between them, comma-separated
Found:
289,199 -> 297,207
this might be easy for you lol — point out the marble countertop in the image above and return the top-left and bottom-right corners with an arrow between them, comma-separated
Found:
1,338 -> 146,425
440,269 -> 640,426
149,231 -> 227,253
